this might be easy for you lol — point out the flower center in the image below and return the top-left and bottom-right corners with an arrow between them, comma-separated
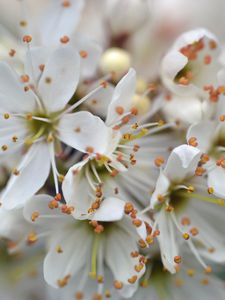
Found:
25,112 -> 59,145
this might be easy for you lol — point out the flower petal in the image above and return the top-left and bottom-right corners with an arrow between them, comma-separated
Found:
92,197 -> 125,222
0,62 -> 36,113
1,142 -> 51,209
207,167 -> 225,198
62,159 -> 92,219
73,34 -> 102,78
105,219 -> 145,296
164,144 -> 201,182
150,170 -> 170,209
187,121 -> 218,152
157,210 -> 178,273
38,46 -> 80,112
44,224 -> 92,288
106,68 -> 136,126
58,111 -> 114,154
39,0 -> 85,46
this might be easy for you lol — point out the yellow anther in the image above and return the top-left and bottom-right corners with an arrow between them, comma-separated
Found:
182,233 -> 190,240
3,113 -> 10,119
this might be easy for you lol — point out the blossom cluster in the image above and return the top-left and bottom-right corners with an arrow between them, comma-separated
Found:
0,0 -> 224,299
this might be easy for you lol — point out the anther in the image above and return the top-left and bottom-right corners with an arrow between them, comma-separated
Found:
57,275 -> 71,287
181,217 -> 191,226
48,199 -> 59,209
135,264 -> 144,272
174,255 -> 182,264
86,146 -> 94,154
114,280 -> 123,289
19,20 -> 27,27
1,145 -> 8,151
60,36 -> 70,44
97,275 -> 104,283
154,156 -> 165,167
201,278 -> 209,285
55,193 -> 62,201
3,113 -> 10,119
130,251 -> 139,258
200,154 -> 209,164
45,77 -> 52,84
190,227 -> 199,236
182,233 -> 190,240
146,235 -> 154,245
178,77 -> 189,85
80,50 -> 88,58
124,202 -> 134,214
62,0 -> 71,7
127,275 -> 137,284
56,246 -> 63,253
204,266 -> 212,274
188,137 -> 198,147
12,168 -> 20,176
204,55 -> 212,65
31,211 -> 39,222
138,239 -> 147,248
219,115 -> 225,122
209,40 -> 217,49
9,49 -> 16,57
187,269 -> 195,277
105,290 -> 111,298
75,292 -> 84,300
23,35 -> 32,43
21,74 -> 30,83
115,106 -> 124,115
132,219 -> 142,227
39,64 -> 45,72
27,232 -> 38,245
195,166 -> 206,176
94,224 -> 104,234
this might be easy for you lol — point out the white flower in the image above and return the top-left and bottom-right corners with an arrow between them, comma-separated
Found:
148,145 -> 225,273
23,194 -> 146,298
131,249 -> 225,300
0,44 -> 106,209
62,68 -> 179,219
0,0 -> 101,78
161,29 -> 222,98
160,91 -> 213,128
186,92 -> 225,197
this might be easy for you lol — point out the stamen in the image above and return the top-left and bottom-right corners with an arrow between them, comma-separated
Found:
90,234 -> 101,279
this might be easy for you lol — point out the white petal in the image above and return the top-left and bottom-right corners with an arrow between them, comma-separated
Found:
0,116 -> 28,155
82,82 -> 114,117
25,46 -> 54,84
187,121 -> 217,152
0,207 -> 29,240
105,220 -> 145,296
73,34 -> 102,78
162,94 -> 211,127
157,210 -> 178,273
58,111 -> 113,154
38,46 -> 80,112
150,170 -> 170,209
39,0 -> 85,46
207,167 -> 225,198
62,159 -> 92,219
1,143 -> 51,209
164,144 -> 201,182
44,224 -> 92,288
23,194 -> 72,229
161,28 -> 221,96
92,197 -> 125,221
0,62 -> 36,113
106,68 -> 136,126
106,0 -> 150,35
